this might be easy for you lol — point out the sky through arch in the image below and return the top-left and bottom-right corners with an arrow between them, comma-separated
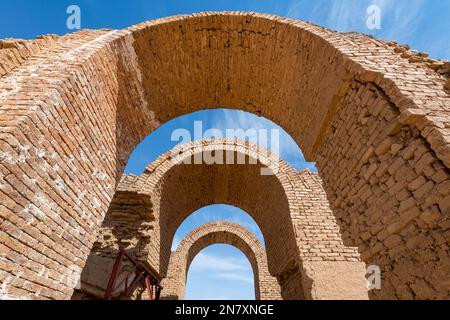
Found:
124,109 -> 316,175
170,205 -> 264,300
185,244 -> 256,300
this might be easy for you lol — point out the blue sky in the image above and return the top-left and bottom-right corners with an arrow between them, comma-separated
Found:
1,1 -> 449,60
2,0 -> 449,300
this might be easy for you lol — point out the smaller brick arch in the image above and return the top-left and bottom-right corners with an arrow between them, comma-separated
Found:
161,221 -> 282,300
79,138 -> 368,300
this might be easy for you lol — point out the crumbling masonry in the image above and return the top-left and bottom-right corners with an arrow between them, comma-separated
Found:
0,12 -> 449,300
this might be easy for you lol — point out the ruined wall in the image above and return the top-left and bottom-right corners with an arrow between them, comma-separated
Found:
160,221 -> 281,300
290,170 -> 369,299
316,79 -> 450,299
0,28 -> 156,299
0,12 -> 449,299
0,34 -> 59,76
76,175 -> 158,297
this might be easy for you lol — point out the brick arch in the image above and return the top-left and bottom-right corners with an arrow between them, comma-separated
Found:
80,138 -> 368,300
160,221 -> 281,300
0,12 -> 449,299
141,138 -> 302,281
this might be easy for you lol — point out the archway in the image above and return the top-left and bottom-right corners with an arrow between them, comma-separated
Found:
185,244 -> 255,300
78,139 -> 368,300
0,12 -> 448,299
124,108 -> 314,175
161,221 -> 281,300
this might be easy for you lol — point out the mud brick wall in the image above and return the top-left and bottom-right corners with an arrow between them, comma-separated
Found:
0,12 -> 449,299
316,80 -> 450,299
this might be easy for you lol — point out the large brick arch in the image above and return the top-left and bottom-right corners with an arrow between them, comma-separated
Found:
0,12 -> 449,299
79,138 -> 368,300
160,221 -> 281,300
144,138 -> 301,280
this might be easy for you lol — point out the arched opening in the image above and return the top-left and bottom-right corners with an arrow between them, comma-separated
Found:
152,141 -> 299,282
117,108 -> 309,288
171,204 -> 265,250
1,12 -> 448,300
184,244 -> 255,300
169,205 -> 265,300
160,221 -> 281,300
78,138 -> 368,300
124,108 -> 315,175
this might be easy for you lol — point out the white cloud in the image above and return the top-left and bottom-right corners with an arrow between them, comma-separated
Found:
209,109 -> 307,168
286,0 -> 428,39
326,0 -> 361,31
211,272 -> 254,284
186,251 -> 255,299
372,0 -> 427,39
191,252 -> 249,272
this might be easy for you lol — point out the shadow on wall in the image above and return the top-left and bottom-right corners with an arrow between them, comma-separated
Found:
76,190 -> 157,299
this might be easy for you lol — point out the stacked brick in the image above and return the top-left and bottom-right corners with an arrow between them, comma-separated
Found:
160,221 -> 282,300
79,139 -> 367,300
291,169 -> 361,262
0,12 -> 448,299
0,27 -> 155,299
316,79 -> 450,299
0,35 -> 59,77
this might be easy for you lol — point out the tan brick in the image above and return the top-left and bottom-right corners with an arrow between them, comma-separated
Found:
0,12 -> 448,301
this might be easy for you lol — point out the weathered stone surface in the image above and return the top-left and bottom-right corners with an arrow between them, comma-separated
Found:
0,12 -> 449,300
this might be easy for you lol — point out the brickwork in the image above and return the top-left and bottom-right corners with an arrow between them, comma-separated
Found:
316,79 -> 450,299
0,34 -> 59,77
79,139 -> 368,300
0,12 -> 448,299
160,221 -> 281,300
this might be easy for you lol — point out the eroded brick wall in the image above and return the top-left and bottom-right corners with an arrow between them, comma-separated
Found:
0,29 -> 156,299
316,79 -> 450,299
290,170 -> 369,299
0,12 -> 449,300
0,34 -> 59,76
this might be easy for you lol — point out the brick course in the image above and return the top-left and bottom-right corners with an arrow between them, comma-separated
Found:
160,221 -> 281,300
0,12 -> 449,299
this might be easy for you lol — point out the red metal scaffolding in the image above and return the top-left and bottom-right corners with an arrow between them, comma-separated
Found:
104,249 -> 161,300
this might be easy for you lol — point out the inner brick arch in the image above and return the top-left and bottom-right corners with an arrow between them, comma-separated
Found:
79,138 -> 368,300
170,203 -> 267,248
160,221 -> 282,300
0,12 -> 449,299
150,139 -> 298,281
